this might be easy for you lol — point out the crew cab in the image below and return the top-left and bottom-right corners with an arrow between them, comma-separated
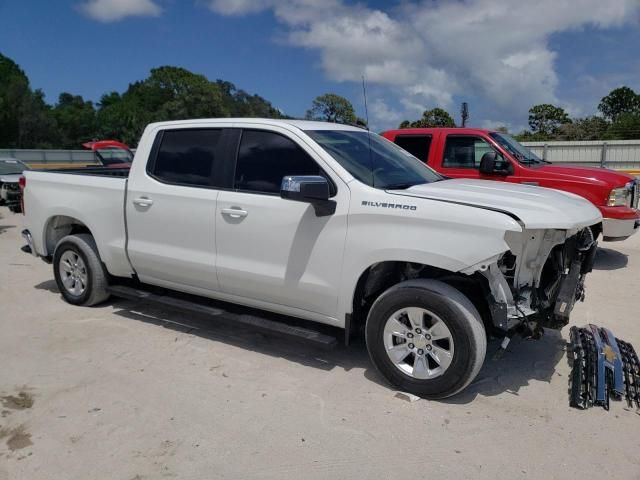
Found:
21,119 -> 602,398
382,128 -> 639,241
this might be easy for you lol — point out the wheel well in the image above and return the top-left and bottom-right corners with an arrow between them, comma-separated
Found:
350,261 -> 493,340
589,222 -> 603,241
44,215 -> 92,256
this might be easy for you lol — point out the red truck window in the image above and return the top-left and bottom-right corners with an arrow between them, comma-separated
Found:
393,135 -> 432,162
443,135 -> 498,169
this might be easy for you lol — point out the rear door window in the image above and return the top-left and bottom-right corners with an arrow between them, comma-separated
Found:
149,129 -> 226,187
393,135 -> 432,163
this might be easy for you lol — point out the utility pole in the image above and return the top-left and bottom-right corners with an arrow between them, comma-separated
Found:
461,102 -> 469,127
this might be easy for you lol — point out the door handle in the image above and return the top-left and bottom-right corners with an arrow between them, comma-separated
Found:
133,197 -> 153,207
221,207 -> 248,218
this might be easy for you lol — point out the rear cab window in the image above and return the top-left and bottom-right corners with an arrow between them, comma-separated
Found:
147,129 -> 229,188
393,135 -> 432,163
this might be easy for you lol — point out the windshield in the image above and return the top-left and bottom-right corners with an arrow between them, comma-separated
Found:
0,160 -> 27,175
306,130 -> 442,189
489,133 -> 546,166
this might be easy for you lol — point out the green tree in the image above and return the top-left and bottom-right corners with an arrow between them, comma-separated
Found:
17,88 -> 57,147
141,66 -> 228,121
52,93 -> 97,148
94,66 -> 230,145
598,86 -> 640,122
0,53 -> 28,146
604,112 -> 640,140
95,91 -> 147,146
527,104 -> 571,137
306,93 -> 356,124
215,80 -> 285,118
555,116 -> 608,140
418,108 -> 456,127
398,108 -> 456,128
95,67 -> 288,146
0,53 -> 56,147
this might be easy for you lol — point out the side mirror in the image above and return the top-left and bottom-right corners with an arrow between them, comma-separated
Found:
479,151 -> 510,175
280,175 -> 336,216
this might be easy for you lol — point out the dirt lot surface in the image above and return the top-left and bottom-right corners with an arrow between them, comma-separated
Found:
1,206 -> 639,479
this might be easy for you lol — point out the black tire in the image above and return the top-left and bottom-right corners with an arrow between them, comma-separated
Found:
53,234 -> 110,306
365,279 -> 486,399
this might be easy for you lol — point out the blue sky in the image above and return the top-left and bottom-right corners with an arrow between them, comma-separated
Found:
1,0 -> 639,132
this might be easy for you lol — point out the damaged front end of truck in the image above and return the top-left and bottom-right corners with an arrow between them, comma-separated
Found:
470,225 -> 599,338
467,224 -> 640,410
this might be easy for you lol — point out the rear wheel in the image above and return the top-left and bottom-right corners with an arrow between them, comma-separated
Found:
53,234 -> 110,306
365,279 -> 486,399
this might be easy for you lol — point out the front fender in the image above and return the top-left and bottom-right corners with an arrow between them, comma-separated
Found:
337,206 -> 520,322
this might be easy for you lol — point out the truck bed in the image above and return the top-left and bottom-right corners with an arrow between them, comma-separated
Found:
23,167 -> 132,277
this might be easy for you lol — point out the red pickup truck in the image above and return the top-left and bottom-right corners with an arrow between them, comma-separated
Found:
382,128 -> 640,241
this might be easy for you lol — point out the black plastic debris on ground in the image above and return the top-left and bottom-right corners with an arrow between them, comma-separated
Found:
569,324 -> 640,410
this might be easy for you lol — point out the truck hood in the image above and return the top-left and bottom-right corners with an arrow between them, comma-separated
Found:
0,174 -> 21,184
391,179 -> 602,230
537,164 -> 635,188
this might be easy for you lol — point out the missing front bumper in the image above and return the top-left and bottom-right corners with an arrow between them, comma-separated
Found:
486,227 -> 598,333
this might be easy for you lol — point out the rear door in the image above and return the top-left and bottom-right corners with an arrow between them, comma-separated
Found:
215,127 -> 349,318
126,127 -> 234,291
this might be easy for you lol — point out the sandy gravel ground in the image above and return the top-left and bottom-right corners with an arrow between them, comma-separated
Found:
0,206 -> 639,480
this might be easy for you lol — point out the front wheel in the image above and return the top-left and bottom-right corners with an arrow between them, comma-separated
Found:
53,234 -> 110,306
365,279 -> 486,399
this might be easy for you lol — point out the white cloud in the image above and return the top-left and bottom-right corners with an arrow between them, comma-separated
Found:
207,0 -> 639,130
80,0 -> 162,22
369,99 -> 403,126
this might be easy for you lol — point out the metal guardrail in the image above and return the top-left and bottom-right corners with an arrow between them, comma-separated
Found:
2,141 -> 639,172
0,148 -> 99,166
520,140 -> 640,170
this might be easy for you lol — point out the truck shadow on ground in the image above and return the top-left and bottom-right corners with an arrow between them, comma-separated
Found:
109,296 -> 565,403
439,331 -> 567,404
593,247 -> 628,271
34,279 -> 59,293
33,280 -> 568,403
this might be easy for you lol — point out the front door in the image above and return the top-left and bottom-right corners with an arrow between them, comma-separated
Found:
215,128 -> 349,318
126,128 -> 231,291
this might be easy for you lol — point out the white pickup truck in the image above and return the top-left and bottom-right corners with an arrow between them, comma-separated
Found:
21,119 -> 602,398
